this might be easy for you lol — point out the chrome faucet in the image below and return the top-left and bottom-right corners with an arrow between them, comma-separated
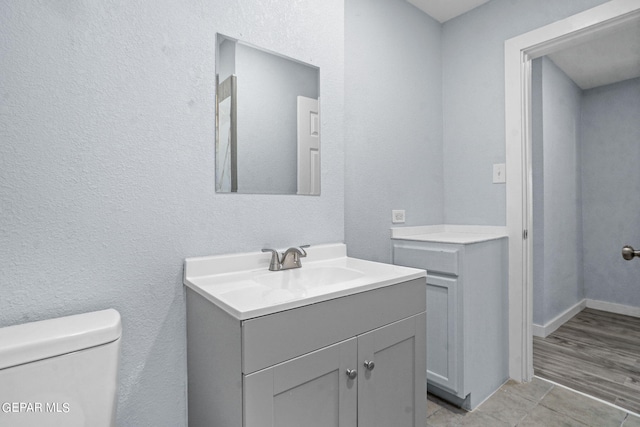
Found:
261,245 -> 310,271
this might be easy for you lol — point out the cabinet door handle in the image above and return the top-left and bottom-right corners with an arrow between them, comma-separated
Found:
363,360 -> 375,371
346,369 -> 357,380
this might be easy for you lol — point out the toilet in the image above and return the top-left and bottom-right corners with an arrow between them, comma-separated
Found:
0,309 -> 121,427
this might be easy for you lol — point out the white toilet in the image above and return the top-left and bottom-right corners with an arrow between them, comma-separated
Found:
0,309 -> 121,427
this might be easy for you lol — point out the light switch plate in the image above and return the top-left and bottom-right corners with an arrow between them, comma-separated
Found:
493,163 -> 506,183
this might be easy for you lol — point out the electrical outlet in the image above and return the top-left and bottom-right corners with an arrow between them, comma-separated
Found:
493,163 -> 506,183
392,210 -> 405,224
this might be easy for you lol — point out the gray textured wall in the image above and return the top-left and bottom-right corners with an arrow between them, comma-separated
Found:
0,1 -> 344,426
441,0 -> 609,225
532,57 -> 584,326
582,77 -> 640,307
345,0 -> 443,263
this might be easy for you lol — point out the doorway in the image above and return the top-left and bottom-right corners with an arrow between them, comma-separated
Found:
527,26 -> 640,410
504,0 -> 640,383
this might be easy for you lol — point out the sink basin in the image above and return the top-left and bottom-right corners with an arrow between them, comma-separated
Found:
252,266 -> 364,290
183,243 -> 426,319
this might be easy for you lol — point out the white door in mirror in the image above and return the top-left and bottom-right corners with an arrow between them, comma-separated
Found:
297,96 -> 320,195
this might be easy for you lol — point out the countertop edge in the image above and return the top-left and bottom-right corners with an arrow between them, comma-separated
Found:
390,224 -> 508,244
391,234 -> 508,244
184,267 -> 425,321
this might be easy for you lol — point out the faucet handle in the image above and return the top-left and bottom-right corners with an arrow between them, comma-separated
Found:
261,248 -> 281,271
299,245 -> 310,257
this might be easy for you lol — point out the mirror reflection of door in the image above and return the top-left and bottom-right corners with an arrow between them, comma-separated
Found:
297,96 -> 320,195
216,75 -> 237,192
215,33 -> 320,195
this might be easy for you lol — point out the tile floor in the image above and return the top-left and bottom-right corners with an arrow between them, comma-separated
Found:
427,377 -> 640,426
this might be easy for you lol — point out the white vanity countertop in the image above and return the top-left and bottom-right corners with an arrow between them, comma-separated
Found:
391,225 -> 508,244
183,243 -> 425,320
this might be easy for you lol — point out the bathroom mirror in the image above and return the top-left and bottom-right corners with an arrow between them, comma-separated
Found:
215,34 -> 320,195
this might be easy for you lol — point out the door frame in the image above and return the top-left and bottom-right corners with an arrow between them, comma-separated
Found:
504,0 -> 640,381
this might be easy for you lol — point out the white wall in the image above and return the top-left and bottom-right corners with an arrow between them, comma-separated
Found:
581,77 -> 640,307
0,1 -> 344,426
441,0 -> 609,225
532,57 -> 584,326
345,0 -> 443,263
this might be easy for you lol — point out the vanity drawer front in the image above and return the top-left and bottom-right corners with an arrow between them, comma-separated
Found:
241,278 -> 426,374
393,242 -> 460,276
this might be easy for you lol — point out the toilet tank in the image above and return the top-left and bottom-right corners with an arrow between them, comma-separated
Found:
0,309 -> 121,427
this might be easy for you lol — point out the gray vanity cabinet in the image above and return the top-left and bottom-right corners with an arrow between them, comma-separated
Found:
357,314 -> 426,427
392,239 -> 507,410
244,337 -> 358,427
244,313 -> 425,427
186,278 -> 427,427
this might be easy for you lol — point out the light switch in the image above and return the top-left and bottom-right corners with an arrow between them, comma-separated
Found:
493,163 -> 506,184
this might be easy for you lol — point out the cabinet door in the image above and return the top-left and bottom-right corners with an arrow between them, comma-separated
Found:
358,313 -> 426,427
426,275 -> 460,394
243,338 -> 357,427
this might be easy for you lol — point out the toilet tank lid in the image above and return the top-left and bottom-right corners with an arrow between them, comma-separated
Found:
0,309 -> 121,370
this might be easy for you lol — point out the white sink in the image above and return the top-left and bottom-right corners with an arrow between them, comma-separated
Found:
183,243 -> 425,320
252,265 -> 364,290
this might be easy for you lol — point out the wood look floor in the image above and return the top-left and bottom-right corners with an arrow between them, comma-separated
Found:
533,308 -> 640,414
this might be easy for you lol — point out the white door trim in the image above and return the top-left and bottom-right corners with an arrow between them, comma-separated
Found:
504,0 -> 640,382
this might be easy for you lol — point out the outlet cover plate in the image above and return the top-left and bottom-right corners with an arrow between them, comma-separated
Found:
392,210 -> 405,224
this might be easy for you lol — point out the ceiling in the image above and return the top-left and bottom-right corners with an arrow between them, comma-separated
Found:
547,21 -> 640,90
407,0 -> 640,90
407,0 -> 490,23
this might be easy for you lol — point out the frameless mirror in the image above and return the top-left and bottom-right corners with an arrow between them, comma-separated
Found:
215,34 -> 320,195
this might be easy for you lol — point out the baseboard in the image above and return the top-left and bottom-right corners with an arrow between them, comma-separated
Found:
531,323 -> 546,338
533,299 -> 640,338
586,299 -> 640,318
532,300 -> 586,338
